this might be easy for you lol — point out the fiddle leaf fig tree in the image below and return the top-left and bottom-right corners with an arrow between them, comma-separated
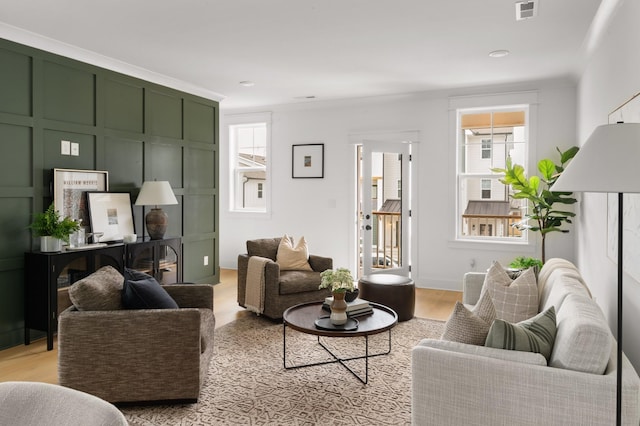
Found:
491,146 -> 579,263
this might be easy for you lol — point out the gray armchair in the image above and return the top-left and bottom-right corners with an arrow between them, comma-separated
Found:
237,237 -> 332,319
58,284 -> 215,404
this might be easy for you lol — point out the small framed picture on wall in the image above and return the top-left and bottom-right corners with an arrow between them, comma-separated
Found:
292,143 -> 324,178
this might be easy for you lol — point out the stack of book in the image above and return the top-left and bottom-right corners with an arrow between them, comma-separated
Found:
322,297 -> 373,317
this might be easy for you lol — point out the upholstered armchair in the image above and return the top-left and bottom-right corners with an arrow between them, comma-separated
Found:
57,267 -> 215,404
237,237 -> 332,320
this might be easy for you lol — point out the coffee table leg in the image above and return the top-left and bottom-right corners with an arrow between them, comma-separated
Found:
283,328 -> 392,385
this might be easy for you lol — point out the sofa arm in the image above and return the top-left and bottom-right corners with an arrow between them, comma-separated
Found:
462,272 -> 485,305
411,343 -> 639,425
58,307 -> 203,402
163,284 -> 214,310
309,254 -> 333,273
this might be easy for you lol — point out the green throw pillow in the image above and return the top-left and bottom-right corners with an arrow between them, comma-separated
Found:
484,306 -> 556,362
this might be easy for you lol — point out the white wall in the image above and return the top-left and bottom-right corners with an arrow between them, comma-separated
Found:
576,0 -> 640,368
220,81 -> 577,292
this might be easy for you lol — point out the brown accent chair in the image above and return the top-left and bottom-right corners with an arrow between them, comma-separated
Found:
237,237 -> 333,319
58,284 -> 215,404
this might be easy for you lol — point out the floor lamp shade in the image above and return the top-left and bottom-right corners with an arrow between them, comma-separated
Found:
134,181 -> 178,240
552,123 -> 640,193
552,122 -> 640,426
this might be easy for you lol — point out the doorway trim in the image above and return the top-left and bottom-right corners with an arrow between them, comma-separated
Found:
349,130 -> 420,279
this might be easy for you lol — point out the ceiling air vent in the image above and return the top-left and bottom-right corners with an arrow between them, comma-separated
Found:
515,1 -> 537,21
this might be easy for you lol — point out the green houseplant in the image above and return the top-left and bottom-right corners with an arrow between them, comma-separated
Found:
491,146 -> 579,263
30,203 -> 80,252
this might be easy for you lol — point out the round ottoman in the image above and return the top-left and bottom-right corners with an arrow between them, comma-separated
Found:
358,274 -> 415,321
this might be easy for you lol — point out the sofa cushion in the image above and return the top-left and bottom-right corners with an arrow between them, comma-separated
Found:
247,237 -> 287,261
122,276 -> 179,309
276,235 -> 312,271
279,270 -> 322,295
68,266 -> 124,311
441,290 -> 496,345
485,306 -> 557,362
549,293 -> 612,374
484,261 -> 538,323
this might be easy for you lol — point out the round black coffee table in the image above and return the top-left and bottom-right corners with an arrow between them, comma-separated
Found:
282,301 -> 398,384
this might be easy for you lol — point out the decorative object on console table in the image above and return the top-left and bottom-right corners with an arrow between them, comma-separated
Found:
29,203 -> 81,252
87,192 -> 135,243
134,181 -> 178,240
553,122 -> 640,426
53,168 -> 109,229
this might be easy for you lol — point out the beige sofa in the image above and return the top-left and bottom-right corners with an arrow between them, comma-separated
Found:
59,283 -> 215,404
412,258 -> 640,425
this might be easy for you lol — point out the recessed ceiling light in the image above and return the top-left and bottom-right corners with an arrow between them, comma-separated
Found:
239,81 -> 255,87
488,50 -> 510,58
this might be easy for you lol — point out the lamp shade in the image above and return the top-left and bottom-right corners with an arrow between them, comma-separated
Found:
134,181 -> 178,206
552,123 -> 640,194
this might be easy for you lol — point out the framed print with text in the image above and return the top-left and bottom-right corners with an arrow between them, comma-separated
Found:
53,168 -> 109,227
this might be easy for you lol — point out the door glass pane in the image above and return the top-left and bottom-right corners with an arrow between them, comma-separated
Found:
359,149 -> 403,274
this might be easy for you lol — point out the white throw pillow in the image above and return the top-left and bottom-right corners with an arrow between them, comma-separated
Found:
484,261 -> 538,323
276,234 -> 313,271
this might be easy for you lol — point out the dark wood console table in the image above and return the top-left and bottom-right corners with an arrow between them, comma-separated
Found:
24,237 -> 181,350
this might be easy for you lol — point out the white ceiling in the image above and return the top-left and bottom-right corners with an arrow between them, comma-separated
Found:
0,0 -> 603,110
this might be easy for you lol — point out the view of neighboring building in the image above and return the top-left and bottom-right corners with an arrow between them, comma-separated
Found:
458,109 -> 526,239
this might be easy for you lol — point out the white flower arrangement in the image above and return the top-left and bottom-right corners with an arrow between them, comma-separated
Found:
319,268 -> 355,293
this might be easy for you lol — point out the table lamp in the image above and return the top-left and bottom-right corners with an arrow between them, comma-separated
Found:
553,122 -> 640,426
134,180 -> 178,240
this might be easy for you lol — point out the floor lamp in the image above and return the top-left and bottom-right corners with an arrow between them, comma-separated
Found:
553,122 -> 640,426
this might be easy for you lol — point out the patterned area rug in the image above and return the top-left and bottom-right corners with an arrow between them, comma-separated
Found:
122,315 -> 444,425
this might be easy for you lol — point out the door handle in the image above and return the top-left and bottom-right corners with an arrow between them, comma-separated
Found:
365,225 -> 372,231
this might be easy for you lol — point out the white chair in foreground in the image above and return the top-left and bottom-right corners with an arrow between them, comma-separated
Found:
0,381 -> 128,426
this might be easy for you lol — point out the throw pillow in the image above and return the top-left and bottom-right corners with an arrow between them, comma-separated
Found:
484,306 -> 557,362
441,290 -> 496,345
124,267 -> 153,281
484,261 -> 538,323
276,234 -> 313,271
68,265 -> 124,311
122,274 -> 179,309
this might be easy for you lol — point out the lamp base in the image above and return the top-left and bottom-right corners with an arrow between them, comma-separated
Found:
145,208 -> 168,240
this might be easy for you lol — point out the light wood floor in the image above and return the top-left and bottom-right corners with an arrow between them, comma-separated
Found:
0,269 -> 460,385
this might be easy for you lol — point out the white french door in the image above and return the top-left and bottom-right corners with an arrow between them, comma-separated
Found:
358,140 -> 412,277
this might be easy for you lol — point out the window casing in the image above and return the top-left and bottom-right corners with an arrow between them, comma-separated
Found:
228,113 -> 271,213
457,106 -> 528,241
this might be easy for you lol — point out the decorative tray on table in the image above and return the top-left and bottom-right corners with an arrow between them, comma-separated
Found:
314,317 -> 359,331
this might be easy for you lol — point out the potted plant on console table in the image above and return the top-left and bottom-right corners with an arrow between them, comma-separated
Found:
30,203 -> 80,252
319,268 -> 356,325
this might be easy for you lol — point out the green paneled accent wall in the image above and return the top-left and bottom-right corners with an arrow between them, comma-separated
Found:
0,38 -> 219,350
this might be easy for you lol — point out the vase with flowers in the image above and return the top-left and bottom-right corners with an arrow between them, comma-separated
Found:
319,268 -> 355,325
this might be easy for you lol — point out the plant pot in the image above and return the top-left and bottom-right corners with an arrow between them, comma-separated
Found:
40,236 -> 62,252
345,288 -> 359,303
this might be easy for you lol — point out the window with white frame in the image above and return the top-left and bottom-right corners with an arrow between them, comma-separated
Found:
481,139 -> 492,159
228,113 -> 271,213
481,179 -> 491,199
457,106 -> 528,240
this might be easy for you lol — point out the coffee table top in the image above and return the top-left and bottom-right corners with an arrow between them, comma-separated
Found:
283,301 -> 398,338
